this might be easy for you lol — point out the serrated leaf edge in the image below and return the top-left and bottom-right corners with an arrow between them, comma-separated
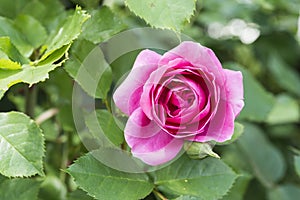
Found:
124,0 -> 197,32
66,151 -> 154,200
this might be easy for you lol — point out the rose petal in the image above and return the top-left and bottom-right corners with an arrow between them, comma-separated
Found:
160,41 -> 225,85
125,107 -> 161,138
113,50 -> 161,115
140,66 -> 169,119
132,49 -> 162,69
125,130 -> 183,166
140,58 -> 192,119
224,69 -> 244,117
191,100 -> 235,142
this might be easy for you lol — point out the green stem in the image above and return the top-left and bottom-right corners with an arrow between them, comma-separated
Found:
153,189 -> 168,200
60,131 -> 69,182
104,99 -> 111,113
25,85 -> 37,118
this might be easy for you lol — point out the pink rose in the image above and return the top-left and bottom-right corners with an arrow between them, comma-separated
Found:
113,41 -> 244,166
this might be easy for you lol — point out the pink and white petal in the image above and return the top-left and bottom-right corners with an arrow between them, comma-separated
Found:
224,69 -> 244,117
140,65 -> 169,119
160,41 -> 225,85
113,50 -> 161,115
191,100 -> 235,142
125,130 -> 183,166
132,49 -> 161,69
125,107 -> 161,138
132,139 -> 183,166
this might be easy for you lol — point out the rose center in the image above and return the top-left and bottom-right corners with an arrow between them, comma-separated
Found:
167,89 -> 195,116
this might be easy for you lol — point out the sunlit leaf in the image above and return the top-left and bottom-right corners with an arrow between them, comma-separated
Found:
0,63 -> 61,95
36,6 -> 90,65
0,58 -> 22,70
36,43 -> 71,66
0,90 -> 4,99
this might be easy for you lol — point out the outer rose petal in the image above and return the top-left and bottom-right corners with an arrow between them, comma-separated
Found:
159,41 -> 225,85
125,130 -> 183,166
125,107 -> 161,138
113,50 -> 161,115
224,69 -> 244,117
191,100 -> 235,142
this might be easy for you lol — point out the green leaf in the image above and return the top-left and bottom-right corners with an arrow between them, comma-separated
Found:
14,14 -> 48,49
154,155 -> 237,200
68,189 -> 95,200
125,0 -> 196,31
85,110 -> 124,146
0,178 -> 40,200
39,118 -> 60,142
268,55 -> 300,97
173,196 -> 199,200
80,6 -> 126,44
225,63 -> 275,122
268,184 -> 300,200
0,89 -> 4,99
294,156 -> 300,177
37,6 -> 90,64
0,36 -> 29,64
37,43 -> 71,66
20,0 -> 67,33
64,39 -> 112,99
266,94 -> 299,124
67,151 -> 154,200
217,122 -> 244,145
221,173 -> 252,200
0,63 -> 61,95
237,123 -> 286,187
0,0 -> 29,18
0,16 -> 33,57
0,111 -> 44,177
0,58 -> 22,70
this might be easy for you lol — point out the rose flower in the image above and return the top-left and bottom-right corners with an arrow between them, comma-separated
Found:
114,41 -> 244,166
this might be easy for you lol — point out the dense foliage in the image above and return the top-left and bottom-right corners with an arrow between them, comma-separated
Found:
0,0 -> 299,199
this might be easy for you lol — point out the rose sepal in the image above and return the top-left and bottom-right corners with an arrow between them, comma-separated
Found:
184,141 -> 220,159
